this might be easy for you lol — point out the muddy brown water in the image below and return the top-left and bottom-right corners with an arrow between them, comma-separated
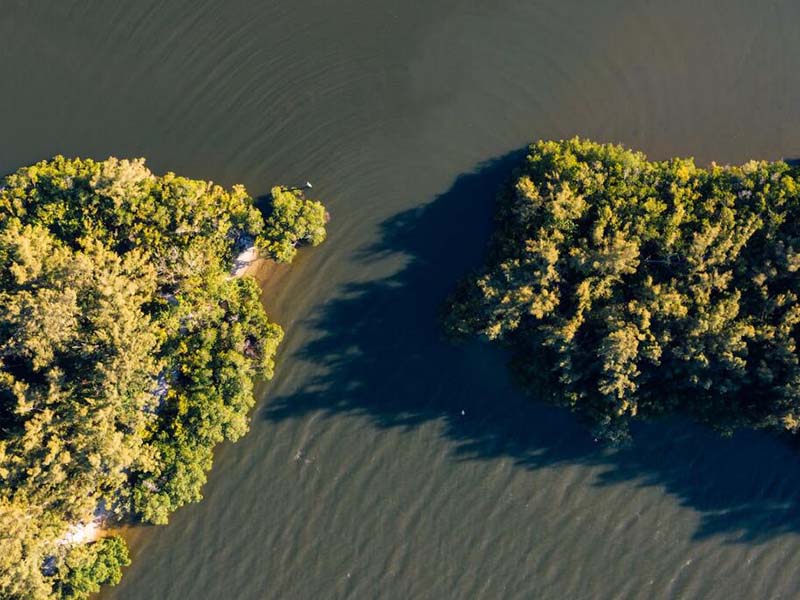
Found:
3,1 -> 800,598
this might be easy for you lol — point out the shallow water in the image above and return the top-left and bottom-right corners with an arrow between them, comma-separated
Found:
3,1 -> 800,598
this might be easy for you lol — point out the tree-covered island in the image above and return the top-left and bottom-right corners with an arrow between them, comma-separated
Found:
445,138 -> 800,443
0,157 -> 327,599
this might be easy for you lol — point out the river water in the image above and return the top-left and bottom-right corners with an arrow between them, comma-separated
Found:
3,1 -> 800,598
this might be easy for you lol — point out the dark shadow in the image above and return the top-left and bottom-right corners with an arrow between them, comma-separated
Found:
785,157 -> 800,167
264,150 -> 800,544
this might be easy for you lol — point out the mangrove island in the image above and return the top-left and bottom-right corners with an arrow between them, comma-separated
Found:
445,138 -> 800,443
0,157 -> 327,599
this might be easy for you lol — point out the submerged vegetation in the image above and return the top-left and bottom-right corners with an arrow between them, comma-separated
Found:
445,138 -> 800,443
0,157 -> 326,599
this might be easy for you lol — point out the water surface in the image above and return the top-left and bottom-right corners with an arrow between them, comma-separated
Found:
3,1 -> 800,598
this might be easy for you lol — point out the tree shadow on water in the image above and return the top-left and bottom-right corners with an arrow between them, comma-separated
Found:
264,150 -> 800,545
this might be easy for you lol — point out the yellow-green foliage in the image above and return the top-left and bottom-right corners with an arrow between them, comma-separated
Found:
258,186 -> 327,263
445,138 -> 800,442
0,157 -> 326,598
56,537 -> 130,600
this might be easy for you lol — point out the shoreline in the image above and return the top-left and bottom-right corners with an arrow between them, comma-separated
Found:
56,250 -> 272,550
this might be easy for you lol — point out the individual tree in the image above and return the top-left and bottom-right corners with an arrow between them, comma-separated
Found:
57,537 -> 130,600
258,186 -> 328,263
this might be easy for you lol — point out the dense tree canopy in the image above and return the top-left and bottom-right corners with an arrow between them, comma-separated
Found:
445,138 -> 800,443
258,186 -> 327,263
0,157 -> 326,598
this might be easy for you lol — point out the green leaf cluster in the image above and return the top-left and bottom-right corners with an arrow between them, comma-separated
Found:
445,138 -> 800,442
56,537 -> 130,600
258,186 -> 328,263
0,157 -> 326,598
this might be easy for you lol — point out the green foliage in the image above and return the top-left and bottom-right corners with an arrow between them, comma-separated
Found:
445,138 -> 800,442
58,537 -> 130,600
0,157 -> 326,598
0,223 -> 159,522
258,186 -> 328,263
